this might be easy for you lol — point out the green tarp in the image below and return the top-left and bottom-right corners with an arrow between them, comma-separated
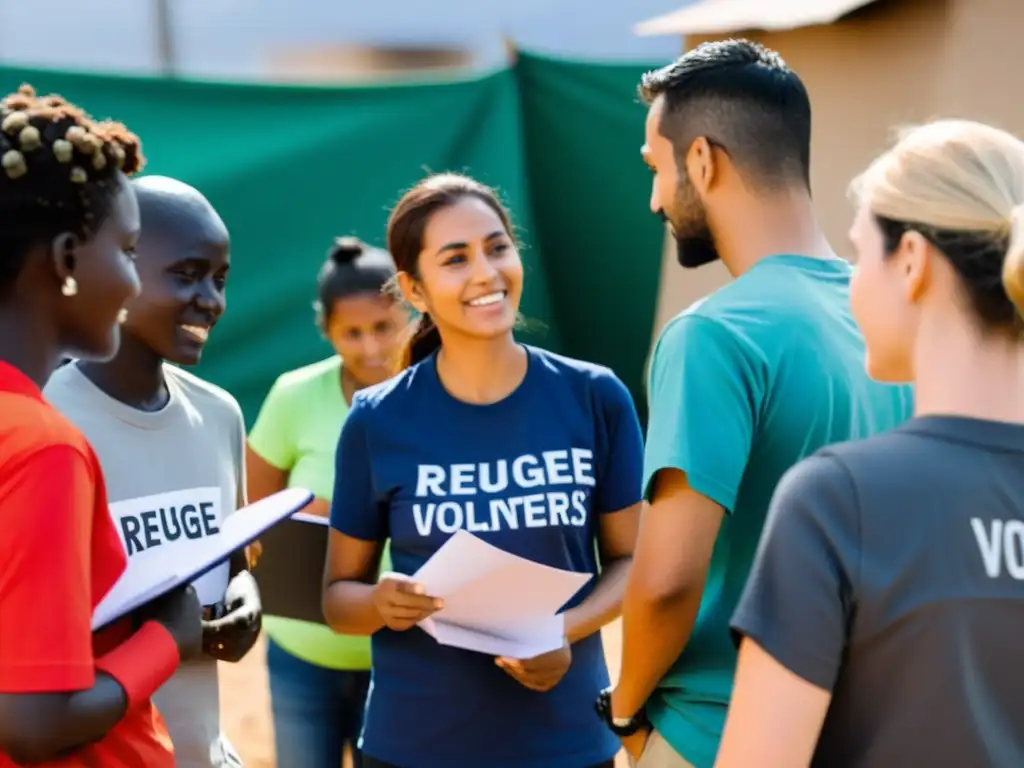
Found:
1,51 -> 664,424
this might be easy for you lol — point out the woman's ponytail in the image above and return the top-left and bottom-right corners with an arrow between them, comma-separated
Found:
397,312 -> 442,372
1003,204 -> 1024,318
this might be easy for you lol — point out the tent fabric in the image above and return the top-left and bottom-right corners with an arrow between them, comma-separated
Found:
0,51 -> 664,423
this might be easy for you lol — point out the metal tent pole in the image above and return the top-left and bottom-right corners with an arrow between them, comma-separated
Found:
154,0 -> 177,76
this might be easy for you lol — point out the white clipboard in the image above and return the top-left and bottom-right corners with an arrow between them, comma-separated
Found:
92,487 -> 313,631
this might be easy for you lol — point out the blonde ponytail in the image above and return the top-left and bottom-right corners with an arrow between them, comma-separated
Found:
1004,204 -> 1024,315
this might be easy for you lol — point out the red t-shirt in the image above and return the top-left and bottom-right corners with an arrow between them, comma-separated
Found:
0,362 -> 174,766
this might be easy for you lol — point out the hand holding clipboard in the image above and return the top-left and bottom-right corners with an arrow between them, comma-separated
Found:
93,488 -> 313,632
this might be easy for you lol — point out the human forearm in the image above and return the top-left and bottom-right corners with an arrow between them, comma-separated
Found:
244,444 -> 288,504
0,674 -> 126,764
564,557 -> 631,644
612,472 -> 725,718
0,623 -> 178,763
322,580 -> 386,636
613,586 -> 701,717
50,672 -> 130,749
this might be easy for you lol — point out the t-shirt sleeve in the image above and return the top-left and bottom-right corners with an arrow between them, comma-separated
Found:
592,371 -> 644,514
642,315 -> 764,512
231,401 -> 248,509
0,446 -> 99,693
329,398 -> 385,541
247,376 -> 296,471
730,454 -> 860,691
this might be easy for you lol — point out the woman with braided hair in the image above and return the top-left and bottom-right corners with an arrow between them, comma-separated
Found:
0,85 -> 202,766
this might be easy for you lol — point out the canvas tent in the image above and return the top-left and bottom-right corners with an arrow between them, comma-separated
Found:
635,0 -> 1024,341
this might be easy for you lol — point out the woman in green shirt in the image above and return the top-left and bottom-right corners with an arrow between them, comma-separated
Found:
246,237 -> 405,768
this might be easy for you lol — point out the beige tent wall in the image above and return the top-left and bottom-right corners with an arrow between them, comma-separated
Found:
700,0 -> 951,258
935,0 -> 1023,123
648,0 -> 1024,346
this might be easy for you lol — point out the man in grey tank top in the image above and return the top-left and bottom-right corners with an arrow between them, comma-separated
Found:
46,176 -> 261,767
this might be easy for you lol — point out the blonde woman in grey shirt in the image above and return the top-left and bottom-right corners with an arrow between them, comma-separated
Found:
46,176 -> 261,768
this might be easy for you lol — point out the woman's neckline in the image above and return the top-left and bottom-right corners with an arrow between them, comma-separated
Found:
428,343 -> 532,409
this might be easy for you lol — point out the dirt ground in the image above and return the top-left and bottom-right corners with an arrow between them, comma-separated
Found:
220,622 -> 629,767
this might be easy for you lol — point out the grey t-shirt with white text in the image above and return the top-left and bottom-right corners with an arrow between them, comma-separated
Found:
733,416 -> 1024,767
46,363 -> 246,768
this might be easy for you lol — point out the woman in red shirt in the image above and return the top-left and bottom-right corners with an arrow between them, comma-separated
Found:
0,85 -> 201,766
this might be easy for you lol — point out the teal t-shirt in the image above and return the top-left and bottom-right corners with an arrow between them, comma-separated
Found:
642,255 -> 914,768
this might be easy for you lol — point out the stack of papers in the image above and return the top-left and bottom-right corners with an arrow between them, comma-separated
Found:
413,530 -> 592,658
92,488 -> 313,631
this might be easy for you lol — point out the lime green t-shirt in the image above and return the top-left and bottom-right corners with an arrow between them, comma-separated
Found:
642,256 -> 913,768
248,355 -> 391,670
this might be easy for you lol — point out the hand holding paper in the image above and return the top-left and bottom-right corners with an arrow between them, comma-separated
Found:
410,530 -> 592,658
372,573 -> 444,631
496,640 -> 573,692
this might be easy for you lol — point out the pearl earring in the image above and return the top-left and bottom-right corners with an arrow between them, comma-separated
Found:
61,276 -> 78,297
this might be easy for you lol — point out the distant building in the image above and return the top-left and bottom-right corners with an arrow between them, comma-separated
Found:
634,0 -> 1024,340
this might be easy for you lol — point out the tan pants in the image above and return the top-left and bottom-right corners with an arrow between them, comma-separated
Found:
630,730 -> 696,768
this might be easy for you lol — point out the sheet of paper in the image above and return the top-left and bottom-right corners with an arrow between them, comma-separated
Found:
92,487 -> 313,630
412,530 -> 592,658
421,614 -> 567,658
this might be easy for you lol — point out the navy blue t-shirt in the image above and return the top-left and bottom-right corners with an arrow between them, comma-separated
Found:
329,345 -> 644,768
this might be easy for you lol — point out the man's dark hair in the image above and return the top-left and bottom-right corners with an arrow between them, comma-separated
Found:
639,39 -> 811,190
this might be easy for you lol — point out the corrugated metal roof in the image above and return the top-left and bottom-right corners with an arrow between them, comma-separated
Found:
635,0 -> 881,36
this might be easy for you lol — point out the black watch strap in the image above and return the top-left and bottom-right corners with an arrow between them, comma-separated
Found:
594,689 -> 648,737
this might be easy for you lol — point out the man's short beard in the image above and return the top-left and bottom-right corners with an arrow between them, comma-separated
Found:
672,231 -> 719,269
665,174 -> 720,268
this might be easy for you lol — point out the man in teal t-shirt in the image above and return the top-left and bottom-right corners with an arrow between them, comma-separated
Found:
605,41 -> 913,768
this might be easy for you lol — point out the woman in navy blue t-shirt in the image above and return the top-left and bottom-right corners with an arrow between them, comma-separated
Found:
323,173 -> 643,768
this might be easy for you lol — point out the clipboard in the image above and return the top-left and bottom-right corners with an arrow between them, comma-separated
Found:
252,512 -> 330,625
92,487 -> 313,631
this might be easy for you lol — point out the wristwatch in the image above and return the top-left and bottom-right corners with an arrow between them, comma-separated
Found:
595,688 -> 648,737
